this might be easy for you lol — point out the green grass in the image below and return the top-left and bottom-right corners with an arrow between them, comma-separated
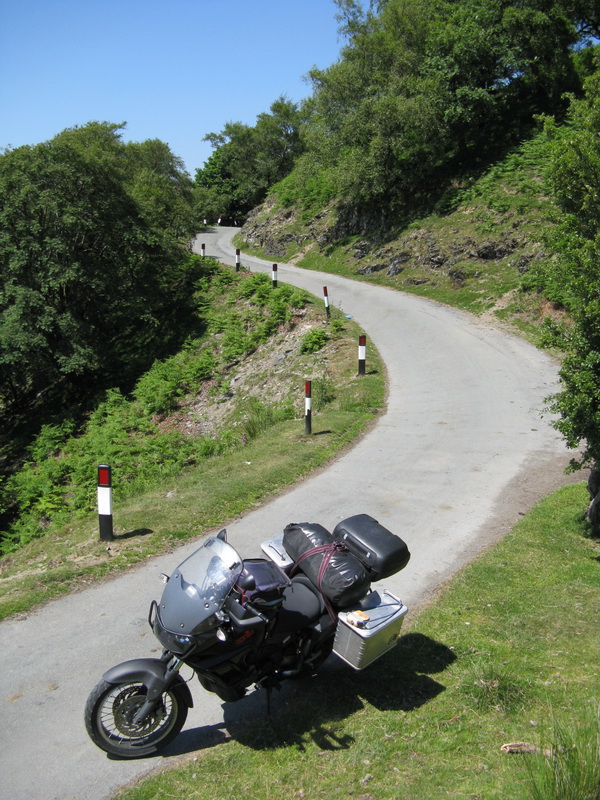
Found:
0,308 -> 385,619
114,482 -> 599,800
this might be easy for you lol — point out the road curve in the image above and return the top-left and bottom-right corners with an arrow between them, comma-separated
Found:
0,228 -> 576,800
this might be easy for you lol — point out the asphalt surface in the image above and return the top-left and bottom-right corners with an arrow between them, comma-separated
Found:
0,228 -> 578,800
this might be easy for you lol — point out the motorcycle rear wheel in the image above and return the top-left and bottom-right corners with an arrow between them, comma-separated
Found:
85,678 -> 188,759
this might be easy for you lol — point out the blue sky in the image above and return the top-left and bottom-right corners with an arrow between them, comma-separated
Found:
0,0 -> 343,175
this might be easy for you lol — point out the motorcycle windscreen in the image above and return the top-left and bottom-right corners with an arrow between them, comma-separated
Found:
158,536 -> 243,635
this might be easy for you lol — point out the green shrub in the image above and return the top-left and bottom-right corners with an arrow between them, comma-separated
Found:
133,347 -> 216,416
299,327 -> 329,353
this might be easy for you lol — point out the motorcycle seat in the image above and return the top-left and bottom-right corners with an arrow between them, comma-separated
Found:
272,575 -> 325,634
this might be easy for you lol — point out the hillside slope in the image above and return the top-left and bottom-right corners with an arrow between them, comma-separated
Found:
239,130 -> 562,343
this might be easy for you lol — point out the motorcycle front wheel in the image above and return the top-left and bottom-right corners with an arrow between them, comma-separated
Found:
85,678 -> 188,759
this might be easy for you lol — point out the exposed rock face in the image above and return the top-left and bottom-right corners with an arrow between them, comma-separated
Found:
239,196 -> 541,296
474,240 -> 517,260
387,252 -> 411,276
243,207 -> 302,257
345,228 -> 522,286
324,204 -> 390,241
356,263 -> 387,275
242,202 -> 327,258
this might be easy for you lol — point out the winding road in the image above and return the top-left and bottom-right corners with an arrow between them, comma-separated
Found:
0,228 -> 578,800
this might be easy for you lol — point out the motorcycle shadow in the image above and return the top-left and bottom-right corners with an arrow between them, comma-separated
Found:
162,632 -> 455,757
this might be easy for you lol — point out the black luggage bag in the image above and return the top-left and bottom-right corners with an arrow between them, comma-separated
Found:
282,522 -> 371,608
332,514 -> 410,580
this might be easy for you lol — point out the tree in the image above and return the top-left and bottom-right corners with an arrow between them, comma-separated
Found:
536,62 -> 600,468
195,97 -> 305,223
557,0 -> 599,38
294,0 -> 583,222
125,138 -> 196,242
0,126 -> 200,419
53,122 -> 197,243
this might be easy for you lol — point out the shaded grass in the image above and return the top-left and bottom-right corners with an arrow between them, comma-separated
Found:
114,482 -> 599,800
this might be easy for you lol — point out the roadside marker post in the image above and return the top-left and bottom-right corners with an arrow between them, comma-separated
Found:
323,286 -> 330,318
236,248 -> 241,271
272,264 -> 278,288
358,334 -> 367,375
305,381 -> 312,435
97,465 -> 113,542
201,242 -> 206,258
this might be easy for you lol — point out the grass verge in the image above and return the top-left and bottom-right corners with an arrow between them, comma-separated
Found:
0,320 -> 385,620
114,482 -> 599,800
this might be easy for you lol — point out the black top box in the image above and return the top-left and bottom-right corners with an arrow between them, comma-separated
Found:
332,514 -> 410,580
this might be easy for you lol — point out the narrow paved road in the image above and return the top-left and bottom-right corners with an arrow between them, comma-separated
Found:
0,229 -> 577,800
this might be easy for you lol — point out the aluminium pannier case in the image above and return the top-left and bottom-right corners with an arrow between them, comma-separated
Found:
332,514 -> 410,580
333,588 -> 408,670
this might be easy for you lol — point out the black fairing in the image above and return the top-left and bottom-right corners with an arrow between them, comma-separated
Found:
180,579 -> 336,701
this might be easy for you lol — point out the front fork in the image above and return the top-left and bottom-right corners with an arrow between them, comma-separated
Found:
132,655 -> 184,724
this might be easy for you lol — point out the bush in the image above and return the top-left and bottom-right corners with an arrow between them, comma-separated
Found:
312,377 -> 336,411
134,347 -> 216,415
239,399 -> 293,441
299,327 -> 329,353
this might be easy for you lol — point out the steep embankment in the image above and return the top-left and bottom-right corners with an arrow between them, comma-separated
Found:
238,131 -> 562,343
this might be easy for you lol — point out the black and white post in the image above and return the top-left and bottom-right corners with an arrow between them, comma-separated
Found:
235,248 -> 241,271
305,380 -> 312,435
97,464 -> 113,541
272,263 -> 278,288
201,242 -> 206,258
323,286 -> 330,318
358,334 -> 367,375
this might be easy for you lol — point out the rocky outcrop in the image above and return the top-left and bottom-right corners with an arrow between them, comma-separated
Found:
239,196 -> 542,295
346,227 -> 526,287
242,202 -> 328,258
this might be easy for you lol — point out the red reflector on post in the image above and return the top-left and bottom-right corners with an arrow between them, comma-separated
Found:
98,465 -> 111,488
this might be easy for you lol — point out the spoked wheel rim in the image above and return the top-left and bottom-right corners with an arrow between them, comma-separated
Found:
95,682 -> 180,753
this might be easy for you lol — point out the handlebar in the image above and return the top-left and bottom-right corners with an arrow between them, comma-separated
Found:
225,595 -> 266,630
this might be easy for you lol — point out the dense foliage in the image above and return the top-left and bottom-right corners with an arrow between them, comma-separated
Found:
286,0 -> 590,224
529,65 -> 600,468
195,97 -> 305,224
196,0 -> 597,228
0,122 -> 198,436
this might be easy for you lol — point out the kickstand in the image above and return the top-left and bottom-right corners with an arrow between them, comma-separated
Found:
255,676 -> 280,716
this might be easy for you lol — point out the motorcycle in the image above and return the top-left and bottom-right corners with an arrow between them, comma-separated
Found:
84,514 -> 410,758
